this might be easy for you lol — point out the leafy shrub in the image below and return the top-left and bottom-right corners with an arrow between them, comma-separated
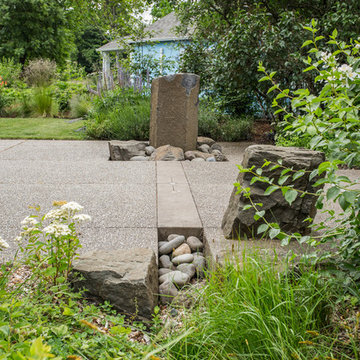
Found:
70,93 -> 93,118
0,57 -> 22,87
24,58 -> 57,87
198,102 -> 253,141
51,80 -> 87,112
0,202 -> 148,359
86,88 -> 150,140
243,23 -> 360,287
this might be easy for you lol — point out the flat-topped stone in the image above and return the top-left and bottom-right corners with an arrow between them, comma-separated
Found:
108,140 -> 147,161
72,248 -> 158,319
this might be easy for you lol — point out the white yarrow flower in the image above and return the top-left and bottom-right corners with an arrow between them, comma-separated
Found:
21,216 -> 39,227
61,201 -> 83,213
14,235 -> 23,243
43,223 -> 72,237
44,209 -> 66,220
0,236 -> 9,249
73,214 -> 91,223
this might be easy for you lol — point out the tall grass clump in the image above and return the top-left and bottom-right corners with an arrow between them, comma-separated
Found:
85,88 -> 150,140
32,86 -> 59,117
157,253 -> 354,360
70,93 -> 92,118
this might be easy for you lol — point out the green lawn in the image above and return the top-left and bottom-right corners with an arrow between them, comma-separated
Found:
0,118 -> 85,140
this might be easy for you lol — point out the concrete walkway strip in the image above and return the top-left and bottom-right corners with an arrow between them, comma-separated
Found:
156,162 -> 202,239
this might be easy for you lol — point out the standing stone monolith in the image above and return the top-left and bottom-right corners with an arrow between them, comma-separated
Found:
222,145 -> 325,239
150,73 -> 200,152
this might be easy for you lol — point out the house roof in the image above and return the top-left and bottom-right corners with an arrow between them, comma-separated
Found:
97,12 -> 191,52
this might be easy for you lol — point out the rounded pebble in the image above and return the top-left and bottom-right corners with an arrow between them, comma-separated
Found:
158,241 -> 167,248
167,234 -> 180,241
145,146 -> 155,156
159,281 -> 178,304
159,236 -> 185,255
159,271 -> 190,286
184,151 -> 196,161
172,254 -> 194,265
130,156 -> 148,161
206,157 -> 216,162
198,144 -> 210,153
192,158 -> 205,162
159,255 -> 175,270
177,263 -> 196,278
158,268 -> 172,277
193,255 -> 206,278
187,236 -> 204,252
172,243 -> 191,257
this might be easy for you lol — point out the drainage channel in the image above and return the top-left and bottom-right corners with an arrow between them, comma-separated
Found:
156,162 -> 205,303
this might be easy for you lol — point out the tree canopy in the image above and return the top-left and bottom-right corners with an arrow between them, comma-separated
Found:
177,0 -> 360,116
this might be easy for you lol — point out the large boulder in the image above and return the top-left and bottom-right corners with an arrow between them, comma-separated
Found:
150,145 -> 184,161
222,145 -> 325,238
108,140 -> 147,161
72,248 -> 158,319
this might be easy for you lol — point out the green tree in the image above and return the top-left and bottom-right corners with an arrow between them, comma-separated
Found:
177,0 -> 360,117
150,0 -> 176,20
0,0 -> 72,65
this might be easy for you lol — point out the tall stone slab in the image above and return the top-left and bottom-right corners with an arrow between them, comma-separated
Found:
150,73 -> 200,152
222,145 -> 325,239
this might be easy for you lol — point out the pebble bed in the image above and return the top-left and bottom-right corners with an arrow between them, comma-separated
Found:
158,234 -> 206,304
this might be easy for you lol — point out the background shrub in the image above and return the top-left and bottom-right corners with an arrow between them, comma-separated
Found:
0,58 -> 22,87
70,94 -> 93,118
24,59 -> 57,87
85,88 -> 150,140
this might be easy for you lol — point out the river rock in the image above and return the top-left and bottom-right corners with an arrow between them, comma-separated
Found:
145,146 -> 155,156
198,144 -> 210,153
211,143 -> 223,152
206,157 -> 216,162
211,149 -> 227,162
159,271 -> 190,286
159,281 -> 178,304
184,151 -> 196,161
192,150 -> 213,160
172,243 -> 191,257
197,136 -> 215,147
130,156 -> 148,161
150,145 -> 184,161
158,241 -> 167,248
167,234 -> 180,241
177,263 -> 196,278
193,254 -> 206,278
186,236 -> 203,252
191,157 -> 205,162
172,254 -> 194,265
159,255 -> 175,270
158,268 -> 172,277
159,235 -> 185,255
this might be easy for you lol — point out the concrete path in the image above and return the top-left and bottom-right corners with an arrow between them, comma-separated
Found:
0,139 -> 358,264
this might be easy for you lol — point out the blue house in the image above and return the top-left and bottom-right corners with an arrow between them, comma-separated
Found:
97,12 -> 192,88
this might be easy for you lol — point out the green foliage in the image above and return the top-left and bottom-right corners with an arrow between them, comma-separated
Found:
70,94 -> 93,118
0,0 -> 71,65
85,88 -> 150,140
0,58 -> 22,87
157,254 -> 355,359
32,87 -> 59,118
50,81 -> 87,113
17,202 -> 90,285
239,25 -> 360,287
150,0 -> 176,20
177,0 -> 360,116
198,101 -> 253,141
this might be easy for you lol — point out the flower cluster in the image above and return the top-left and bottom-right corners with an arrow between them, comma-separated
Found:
0,236 -> 9,250
0,75 -> 7,88
43,223 -> 72,237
